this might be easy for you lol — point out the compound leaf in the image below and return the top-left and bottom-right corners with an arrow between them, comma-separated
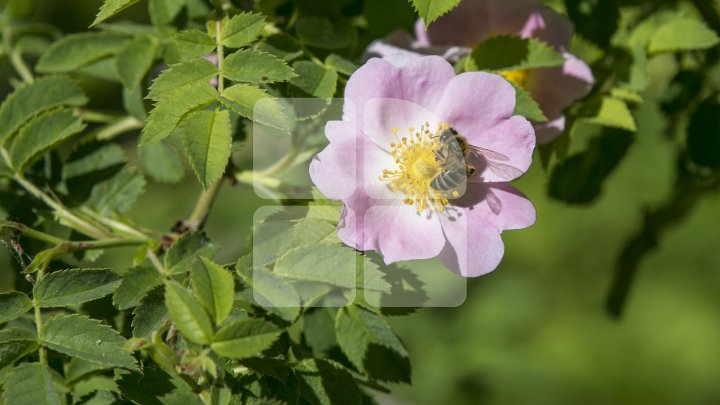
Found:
34,269 -> 121,308
210,319 -> 280,359
164,280 -> 214,345
41,313 -> 138,369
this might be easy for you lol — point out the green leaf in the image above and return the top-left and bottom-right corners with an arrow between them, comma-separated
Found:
549,128 -> 633,204
165,231 -> 220,275
140,83 -> 217,144
120,85 -> 149,113
116,35 -> 158,89
91,0 -> 141,27
288,61 -> 337,98
160,389 -> 205,405
34,269 -> 121,308
0,292 -> 32,324
236,259 -> 300,322
65,358 -> 108,383
296,17 -> 356,49
149,0 -> 184,27
2,363 -> 63,405
468,35 -> 565,72
223,50 -> 296,83
335,305 -> 408,380
41,314 -> 138,369
410,0 -> 461,26
9,108 -> 85,171
115,364 -> 176,405
191,257 -> 234,325
295,359 -> 362,405
179,109 -> 232,188
221,12 -> 265,48
0,76 -> 87,146
0,328 -> 36,343
324,54 -> 357,76
513,85 -> 547,122
36,32 -> 128,73
0,340 -> 39,369
579,97 -> 637,132
139,141 -> 184,183
164,281 -> 214,345
274,243 -> 356,289
147,60 -> 217,102
88,167 -> 146,215
256,33 -> 303,61
648,17 -> 720,54
173,29 -> 216,60
113,267 -> 162,310
132,287 -> 167,339
210,319 -> 280,359
220,84 -> 290,131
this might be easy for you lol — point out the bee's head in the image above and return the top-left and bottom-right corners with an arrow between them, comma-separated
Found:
439,127 -> 459,142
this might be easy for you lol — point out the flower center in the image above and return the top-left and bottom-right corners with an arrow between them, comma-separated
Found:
379,122 -> 451,213
501,69 -> 529,89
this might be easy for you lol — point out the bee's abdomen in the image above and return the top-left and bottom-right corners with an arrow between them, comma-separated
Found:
430,168 -> 466,191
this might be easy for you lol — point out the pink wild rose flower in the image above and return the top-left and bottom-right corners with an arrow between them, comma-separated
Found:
309,56 -> 536,277
366,0 -> 594,144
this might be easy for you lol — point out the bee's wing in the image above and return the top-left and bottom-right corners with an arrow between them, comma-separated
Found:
467,146 -> 524,181
468,145 -> 510,161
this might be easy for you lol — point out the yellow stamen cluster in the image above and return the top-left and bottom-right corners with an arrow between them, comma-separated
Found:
501,69 -> 530,89
378,122 -> 450,213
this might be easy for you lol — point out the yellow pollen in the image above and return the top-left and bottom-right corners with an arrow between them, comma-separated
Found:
380,123 -> 451,214
501,69 -> 530,89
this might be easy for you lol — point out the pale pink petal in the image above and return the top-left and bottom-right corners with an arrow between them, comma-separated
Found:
338,197 -> 445,263
487,0 -> 544,36
533,116 -> 565,144
343,56 -> 456,120
438,209 -> 504,277
530,54 -> 593,119
437,182 -> 535,276
417,2 -> 491,47
434,72 -> 517,139
309,121 -> 359,200
362,98 -> 442,152
469,116 -> 535,182
520,7 -> 574,50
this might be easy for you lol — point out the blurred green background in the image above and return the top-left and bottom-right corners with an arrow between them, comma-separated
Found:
2,0 -> 720,404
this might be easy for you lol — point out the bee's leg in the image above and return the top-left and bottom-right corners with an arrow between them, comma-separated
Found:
465,164 -> 476,176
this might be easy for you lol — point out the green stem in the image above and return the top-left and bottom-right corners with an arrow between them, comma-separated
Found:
147,250 -> 167,277
9,50 -> 34,83
215,19 -> 225,93
185,180 -> 223,231
95,116 -> 144,140
77,109 -> 123,123
13,174 -> 110,239
1,220 -> 66,245
258,145 -> 299,177
34,302 -> 46,364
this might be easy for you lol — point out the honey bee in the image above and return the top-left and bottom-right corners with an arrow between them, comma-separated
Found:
430,127 -> 523,197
